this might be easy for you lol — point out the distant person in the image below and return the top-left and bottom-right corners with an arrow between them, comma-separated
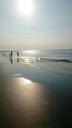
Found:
17,51 -> 19,57
10,51 -> 13,57
9,51 -> 13,57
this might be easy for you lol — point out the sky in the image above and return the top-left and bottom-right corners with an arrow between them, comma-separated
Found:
0,0 -> 72,49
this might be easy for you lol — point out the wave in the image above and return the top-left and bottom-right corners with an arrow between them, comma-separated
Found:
39,58 -> 72,63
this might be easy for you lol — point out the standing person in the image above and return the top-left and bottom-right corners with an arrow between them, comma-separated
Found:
17,51 -> 19,57
9,51 -> 13,64
9,51 -> 13,57
11,51 -> 13,57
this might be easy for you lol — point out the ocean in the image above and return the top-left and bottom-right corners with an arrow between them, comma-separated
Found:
0,49 -> 72,128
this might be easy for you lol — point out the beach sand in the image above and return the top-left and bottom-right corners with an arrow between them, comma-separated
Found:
0,76 -> 55,128
0,74 -> 72,128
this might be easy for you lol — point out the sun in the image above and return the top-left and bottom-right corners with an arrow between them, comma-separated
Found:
18,0 -> 34,18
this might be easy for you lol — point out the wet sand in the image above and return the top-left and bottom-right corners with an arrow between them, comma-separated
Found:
0,75 -> 72,128
0,76 -> 55,128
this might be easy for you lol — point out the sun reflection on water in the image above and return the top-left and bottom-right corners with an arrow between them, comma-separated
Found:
17,77 -> 35,90
23,50 -> 39,55
14,77 -> 38,95
20,77 -> 32,85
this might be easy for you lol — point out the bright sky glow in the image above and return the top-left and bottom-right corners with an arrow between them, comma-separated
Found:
0,0 -> 72,49
18,0 -> 34,18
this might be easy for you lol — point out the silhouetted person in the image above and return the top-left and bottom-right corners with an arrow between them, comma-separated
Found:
9,51 -> 13,57
17,51 -> 19,57
11,51 -> 13,57
9,51 -> 13,64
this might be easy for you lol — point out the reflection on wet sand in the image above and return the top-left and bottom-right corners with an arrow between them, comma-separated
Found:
8,56 -> 40,69
9,57 -> 19,64
0,77 -> 52,128
9,57 -> 13,64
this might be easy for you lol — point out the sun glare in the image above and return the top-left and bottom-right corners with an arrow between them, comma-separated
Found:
18,0 -> 34,18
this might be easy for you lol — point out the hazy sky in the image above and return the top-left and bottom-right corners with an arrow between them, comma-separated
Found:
0,0 -> 72,49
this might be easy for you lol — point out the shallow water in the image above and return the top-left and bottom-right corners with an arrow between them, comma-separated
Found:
0,50 -> 72,128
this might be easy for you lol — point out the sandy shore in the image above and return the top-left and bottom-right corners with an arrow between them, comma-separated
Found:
0,76 -> 55,128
